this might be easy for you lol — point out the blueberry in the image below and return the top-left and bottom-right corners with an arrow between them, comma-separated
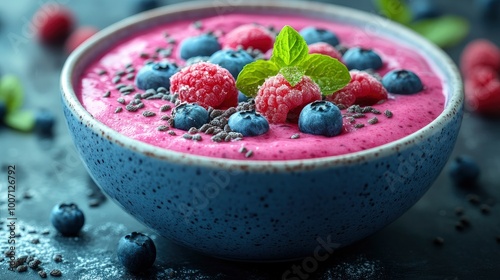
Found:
50,203 -> 85,236
0,101 -> 6,121
228,110 -> 269,136
179,34 -> 221,60
117,232 -> 156,272
35,110 -> 56,136
448,155 -> 480,186
408,0 -> 442,21
208,49 -> 254,79
300,27 -> 340,46
298,101 -> 343,137
476,0 -> 500,19
342,47 -> 383,70
135,61 -> 178,90
382,69 -> 423,94
172,103 -> 209,131
237,91 -> 249,103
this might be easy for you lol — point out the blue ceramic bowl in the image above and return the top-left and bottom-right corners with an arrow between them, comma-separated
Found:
60,1 -> 463,261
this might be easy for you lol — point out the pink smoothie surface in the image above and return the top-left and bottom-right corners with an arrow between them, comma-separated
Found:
78,13 -> 446,161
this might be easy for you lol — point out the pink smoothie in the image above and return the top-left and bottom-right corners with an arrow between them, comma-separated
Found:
78,13 -> 445,160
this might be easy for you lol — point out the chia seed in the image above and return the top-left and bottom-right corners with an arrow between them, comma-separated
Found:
117,97 -> 125,104
168,130 -> 176,136
352,113 -> 365,118
354,123 -> 365,128
115,83 -> 127,90
371,108 -> 381,114
140,52 -> 149,59
50,269 -> 62,277
125,104 -> 139,112
210,109 -> 225,119
160,104 -> 171,112
193,20 -> 203,29
115,107 -> 123,114
157,125 -> 169,131
157,87 -> 168,93
103,90 -> 111,98
116,70 -> 126,77
112,76 -> 121,84
97,69 -> 107,75
142,110 -> 156,117
147,93 -> 165,100
367,117 -> 379,125
291,133 -> 300,139
384,109 -> 393,118
16,264 -> 28,272
480,204 -> 491,214
38,270 -> 47,278
28,259 -> 41,269
161,115 -> 170,121
245,150 -> 254,158
134,93 -> 142,100
167,118 -> 175,127
188,127 -> 199,134
192,134 -> 202,141
199,124 -> 211,132
167,38 -> 176,44
141,91 -> 154,99
361,106 -> 373,113
31,238 -> 40,244
119,85 -> 135,94
162,95 -> 172,101
53,254 -> 63,262
126,73 -> 135,80
205,126 -> 216,135
347,105 -> 362,113
239,146 -> 248,153
136,102 -> 145,109
346,117 -> 356,123
224,124 -> 232,133
182,133 -> 193,140
126,67 -> 135,73
336,104 -> 347,110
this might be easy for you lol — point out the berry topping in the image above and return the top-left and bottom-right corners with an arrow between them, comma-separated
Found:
343,47 -> 383,70
255,73 -> 322,123
228,110 -> 269,136
308,42 -> 343,61
117,232 -> 156,272
34,4 -> 74,45
460,39 -> 500,78
135,61 -> 179,90
170,62 -> 238,109
464,66 -> 500,115
223,24 -> 275,53
326,70 -> 388,107
179,34 -> 221,60
172,103 -> 209,131
208,49 -> 255,79
448,155 -> 480,186
50,203 -> 85,236
65,26 -> 98,54
382,69 -> 423,94
35,110 -> 56,136
299,27 -> 339,46
298,100 -> 343,137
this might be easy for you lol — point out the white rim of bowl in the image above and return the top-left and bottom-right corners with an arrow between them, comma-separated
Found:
61,0 -> 463,172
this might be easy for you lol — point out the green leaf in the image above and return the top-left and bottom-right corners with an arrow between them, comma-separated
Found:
300,54 -> 351,95
4,109 -> 35,132
236,60 -> 279,97
270,25 -> 309,68
0,75 -> 24,114
410,16 -> 470,48
279,66 -> 305,87
375,0 -> 412,25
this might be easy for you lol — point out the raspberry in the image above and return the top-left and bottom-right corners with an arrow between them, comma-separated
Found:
464,66 -> 500,116
33,4 -> 74,45
65,27 -> 98,54
326,70 -> 388,107
170,62 -> 238,109
223,24 -> 275,53
460,39 -> 500,78
308,42 -> 342,61
255,74 -> 322,123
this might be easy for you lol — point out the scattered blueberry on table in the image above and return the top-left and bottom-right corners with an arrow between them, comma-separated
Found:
50,203 -> 85,236
117,232 -> 156,273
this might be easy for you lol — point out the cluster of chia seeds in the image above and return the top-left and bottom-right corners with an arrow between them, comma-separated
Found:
340,104 -> 392,129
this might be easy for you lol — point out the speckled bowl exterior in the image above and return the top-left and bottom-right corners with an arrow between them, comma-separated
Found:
61,1 -> 463,260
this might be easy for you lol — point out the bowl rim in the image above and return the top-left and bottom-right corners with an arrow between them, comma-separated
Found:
61,0 -> 463,172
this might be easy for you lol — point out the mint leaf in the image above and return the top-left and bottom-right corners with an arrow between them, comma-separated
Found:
5,109 -> 35,132
300,54 -> 351,95
375,0 -> 412,25
279,66 -> 305,87
270,25 -> 309,68
236,60 -> 279,97
410,16 -> 469,48
0,75 -> 24,114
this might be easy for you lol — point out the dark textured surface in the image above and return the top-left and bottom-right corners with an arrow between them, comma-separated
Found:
0,0 -> 499,279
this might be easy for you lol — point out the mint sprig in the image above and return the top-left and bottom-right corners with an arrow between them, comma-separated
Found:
236,25 -> 350,97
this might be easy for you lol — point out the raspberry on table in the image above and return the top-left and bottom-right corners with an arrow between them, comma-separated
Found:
460,39 -> 500,79
255,74 -> 322,124
170,62 -> 238,109
222,24 -> 275,53
308,42 -> 343,61
34,4 -> 74,45
464,66 -> 500,116
326,70 -> 388,107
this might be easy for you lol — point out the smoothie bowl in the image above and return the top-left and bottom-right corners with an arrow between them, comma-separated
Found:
60,1 -> 463,260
